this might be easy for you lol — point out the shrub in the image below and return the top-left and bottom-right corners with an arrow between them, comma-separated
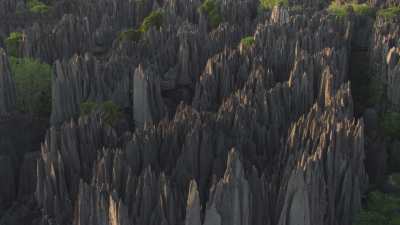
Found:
354,191 -> 400,225
241,36 -> 255,47
200,0 -> 222,28
5,32 -> 23,57
354,210 -> 388,225
367,191 -> 400,217
352,3 -> 375,17
27,0 -> 50,14
260,0 -> 288,10
381,112 -> 400,139
117,10 -> 163,43
328,2 -> 349,17
30,4 -> 50,14
328,2 -> 375,18
80,101 -> 98,115
9,57 -> 52,116
139,10 -> 163,33
117,29 -> 142,42
80,101 -> 122,125
377,7 -> 400,19
101,101 -> 123,125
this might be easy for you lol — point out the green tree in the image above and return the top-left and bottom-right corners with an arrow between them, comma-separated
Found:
377,6 -> 400,19
27,0 -> 50,14
354,191 -> 400,225
139,10 -> 163,33
117,29 -> 142,42
200,0 -> 222,28
80,101 -> 122,125
9,57 -> 52,117
328,2 -> 375,18
241,36 -> 255,47
117,10 -> 163,43
260,0 -> 288,10
5,32 -> 23,57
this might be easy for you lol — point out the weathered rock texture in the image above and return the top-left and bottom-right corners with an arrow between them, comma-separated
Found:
51,54 -> 131,124
0,48 -> 16,116
370,15 -> 400,111
386,47 -> 400,111
1,0 -> 393,224
278,84 -> 366,225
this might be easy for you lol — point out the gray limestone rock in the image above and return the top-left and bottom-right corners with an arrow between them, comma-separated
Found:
0,48 -> 16,116
278,84 -> 366,225
203,149 -> 251,225
386,47 -> 400,111
0,156 -> 15,211
133,64 -> 166,128
270,6 -> 290,25
18,152 -> 40,200
51,54 -> 131,125
0,3 -> 381,225
185,180 -> 202,225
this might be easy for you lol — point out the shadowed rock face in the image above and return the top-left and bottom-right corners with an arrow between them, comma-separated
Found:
50,54 -> 132,125
2,0 -> 400,224
0,48 -> 16,116
133,64 -> 166,127
386,47 -> 400,111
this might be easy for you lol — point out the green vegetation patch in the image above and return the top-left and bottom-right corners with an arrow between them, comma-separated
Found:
5,32 -> 23,57
139,10 -> 163,33
377,7 -> 400,19
80,100 -> 122,125
117,28 -> 142,42
260,0 -> 288,10
200,0 -> 222,28
328,2 -> 375,17
27,0 -> 50,14
354,191 -> 400,225
240,36 -> 255,47
381,112 -> 400,139
352,3 -> 375,16
390,174 -> 400,186
328,2 -> 348,17
9,57 -> 52,117
117,10 -> 163,43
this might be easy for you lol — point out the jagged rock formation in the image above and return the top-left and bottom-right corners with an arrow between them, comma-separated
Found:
133,64 -> 166,127
278,84 -> 366,225
36,115 -> 118,224
0,0 -> 17,17
270,6 -> 290,25
2,0 -> 399,224
386,47 -> 400,111
30,47 -> 366,225
22,15 -> 93,63
185,180 -> 202,225
0,48 -> 16,116
51,54 -> 131,124
370,16 -> 400,110
203,149 -> 251,225
365,14 -> 400,189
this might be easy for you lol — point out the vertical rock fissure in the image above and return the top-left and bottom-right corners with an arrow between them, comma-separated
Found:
348,16 -> 374,117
